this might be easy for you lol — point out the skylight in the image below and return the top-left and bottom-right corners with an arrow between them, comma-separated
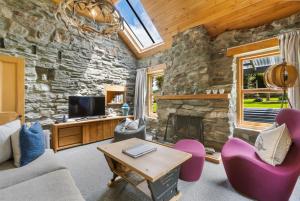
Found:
116,0 -> 163,49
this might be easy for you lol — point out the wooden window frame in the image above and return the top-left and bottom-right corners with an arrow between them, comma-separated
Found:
147,64 -> 166,118
237,50 -> 282,129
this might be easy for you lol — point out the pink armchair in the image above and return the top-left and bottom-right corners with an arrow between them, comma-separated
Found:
221,109 -> 300,201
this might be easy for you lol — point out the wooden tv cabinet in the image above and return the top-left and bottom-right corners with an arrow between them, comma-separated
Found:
52,116 -> 133,152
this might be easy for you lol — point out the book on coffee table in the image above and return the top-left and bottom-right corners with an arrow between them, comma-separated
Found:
122,143 -> 157,158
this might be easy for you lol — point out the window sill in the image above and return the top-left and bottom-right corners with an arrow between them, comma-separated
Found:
237,121 -> 272,131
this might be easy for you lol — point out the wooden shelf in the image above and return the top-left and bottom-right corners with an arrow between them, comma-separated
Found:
104,84 -> 126,106
156,94 -> 230,100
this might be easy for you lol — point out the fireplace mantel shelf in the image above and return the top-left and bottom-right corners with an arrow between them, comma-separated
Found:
156,94 -> 231,100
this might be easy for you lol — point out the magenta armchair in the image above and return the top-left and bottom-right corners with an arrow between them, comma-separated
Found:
221,109 -> 300,201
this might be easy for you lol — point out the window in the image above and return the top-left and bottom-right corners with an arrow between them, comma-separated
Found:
115,0 -> 163,50
237,51 -> 288,128
147,64 -> 166,118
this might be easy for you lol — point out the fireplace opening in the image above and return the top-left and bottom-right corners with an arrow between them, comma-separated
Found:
163,113 -> 204,144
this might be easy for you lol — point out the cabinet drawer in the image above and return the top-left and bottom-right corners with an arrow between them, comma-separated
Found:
59,135 -> 82,147
59,126 -> 82,138
58,126 -> 82,147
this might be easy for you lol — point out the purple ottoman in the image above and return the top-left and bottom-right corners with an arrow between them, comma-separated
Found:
174,139 -> 205,182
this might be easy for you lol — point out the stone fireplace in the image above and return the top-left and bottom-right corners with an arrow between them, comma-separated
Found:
157,98 -> 232,151
164,113 -> 204,144
138,26 -> 235,151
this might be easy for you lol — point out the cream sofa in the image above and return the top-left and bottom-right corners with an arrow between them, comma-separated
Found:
0,134 -> 84,201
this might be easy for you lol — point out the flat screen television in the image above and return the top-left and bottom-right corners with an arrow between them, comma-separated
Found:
68,96 -> 105,118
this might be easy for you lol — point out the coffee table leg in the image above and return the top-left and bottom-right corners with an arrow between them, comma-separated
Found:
104,155 -> 123,187
107,173 -> 120,187
147,167 -> 181,201
111,173 -> 118,182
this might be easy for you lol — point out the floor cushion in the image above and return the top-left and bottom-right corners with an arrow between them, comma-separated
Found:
174,139 -> 205,181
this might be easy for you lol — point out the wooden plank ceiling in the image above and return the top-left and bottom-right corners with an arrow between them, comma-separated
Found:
52,0 -> 300,58
142,0 -> 300,38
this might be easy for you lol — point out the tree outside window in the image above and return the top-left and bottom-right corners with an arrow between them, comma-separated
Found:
147,65 -> 165,118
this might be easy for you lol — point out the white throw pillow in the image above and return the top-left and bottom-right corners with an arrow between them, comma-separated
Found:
0,119 -> 21,164
255,123 -> 292,166
262,122 -> 277,132
11,131 -> 21,167
124,118 -> 139,130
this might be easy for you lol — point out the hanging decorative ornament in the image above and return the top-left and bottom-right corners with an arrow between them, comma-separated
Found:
55,0 -> 124,38
264,59 -> 298,108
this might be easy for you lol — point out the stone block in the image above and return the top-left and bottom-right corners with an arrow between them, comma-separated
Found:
8,21 -> 28,37
182,104 -> 194,110
205,111 -> 228,119
33,83 -> 50,92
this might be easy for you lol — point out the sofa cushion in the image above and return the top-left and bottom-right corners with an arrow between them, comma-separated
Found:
11,131 -> 21,167
0,120 -> 21,163
255,123 -> 292,166
20,122 -> 45,166
0,169 -> 84,201
12,131 -> 52,168
0,149 -> 66,189
0,160 -> 15,171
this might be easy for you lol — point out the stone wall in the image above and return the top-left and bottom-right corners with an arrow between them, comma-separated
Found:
0,0 -> 137,133
138,12 -> 300,149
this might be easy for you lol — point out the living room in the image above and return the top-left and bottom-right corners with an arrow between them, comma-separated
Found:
1,0 -> 300,201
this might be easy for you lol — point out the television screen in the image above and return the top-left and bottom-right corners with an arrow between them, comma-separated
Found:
68,96 -> 105,118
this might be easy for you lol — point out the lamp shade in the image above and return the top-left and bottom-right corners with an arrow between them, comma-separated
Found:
264,62 -> 298,89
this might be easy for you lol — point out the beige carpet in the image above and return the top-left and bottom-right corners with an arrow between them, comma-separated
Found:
55,140 -> 300,201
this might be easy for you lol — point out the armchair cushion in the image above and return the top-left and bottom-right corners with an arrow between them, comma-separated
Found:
255,123 -> 292,166
124,118 -> 139,130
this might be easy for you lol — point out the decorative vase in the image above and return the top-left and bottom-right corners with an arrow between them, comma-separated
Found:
121,103 -> 130,116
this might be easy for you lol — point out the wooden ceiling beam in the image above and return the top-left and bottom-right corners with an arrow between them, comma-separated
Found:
226,37 -> 279,56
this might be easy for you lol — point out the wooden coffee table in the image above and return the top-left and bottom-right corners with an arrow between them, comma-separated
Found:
97,138 -> 192,201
